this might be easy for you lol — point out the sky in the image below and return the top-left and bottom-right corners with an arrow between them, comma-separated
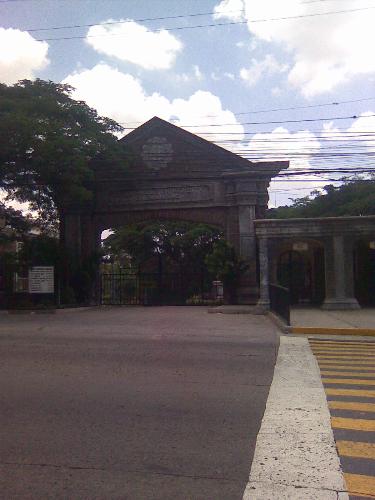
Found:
1,0 -> 375,207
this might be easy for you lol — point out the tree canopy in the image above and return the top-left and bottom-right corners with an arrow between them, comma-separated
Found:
103,221 -> 223,273
268,177 -> 375,219
0,79 -> 124,227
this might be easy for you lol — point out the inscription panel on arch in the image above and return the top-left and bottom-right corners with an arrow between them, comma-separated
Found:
109,185 -> 212,206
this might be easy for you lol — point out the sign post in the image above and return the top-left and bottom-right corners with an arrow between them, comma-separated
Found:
28,267 -> 54,294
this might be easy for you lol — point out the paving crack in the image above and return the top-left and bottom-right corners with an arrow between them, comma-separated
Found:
0,461 -> 238,483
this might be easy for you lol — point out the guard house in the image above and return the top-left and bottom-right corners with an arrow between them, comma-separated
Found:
61,117 -> 375,308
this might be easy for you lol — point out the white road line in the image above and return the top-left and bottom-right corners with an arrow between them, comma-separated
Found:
242,336 -> 349,500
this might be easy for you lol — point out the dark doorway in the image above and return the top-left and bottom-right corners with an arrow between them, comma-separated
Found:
277,246 -> 325,305
277,250 -> 310,304
354,241 -> 375,306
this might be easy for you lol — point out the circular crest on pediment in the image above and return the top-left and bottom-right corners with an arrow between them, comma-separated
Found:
141,137 -> 173,170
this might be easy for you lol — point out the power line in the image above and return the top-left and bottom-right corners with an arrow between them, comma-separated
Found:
120,113 -> 375,130
21,9 -> 246,32
33,5 -> 375,42
119,97 -> 375,124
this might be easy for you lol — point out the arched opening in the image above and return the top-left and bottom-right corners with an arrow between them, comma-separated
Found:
275,240 -> 325,305
354,239 -> 375,306
100,220 -> 226,305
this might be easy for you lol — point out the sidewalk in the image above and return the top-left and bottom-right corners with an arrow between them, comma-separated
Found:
290,307 -> 375,336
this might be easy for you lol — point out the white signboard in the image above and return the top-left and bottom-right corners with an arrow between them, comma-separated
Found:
28,266 -> 54,294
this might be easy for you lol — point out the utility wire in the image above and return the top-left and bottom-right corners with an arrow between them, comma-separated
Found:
120,113 -> 375,130
22,9 -> 246,32
33,5 -> 375,42
118,97 -> 375,124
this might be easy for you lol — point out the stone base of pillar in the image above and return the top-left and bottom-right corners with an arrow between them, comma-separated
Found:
321,298 -> 360,310
237,285 -> 259,305
256,299 -> 270,311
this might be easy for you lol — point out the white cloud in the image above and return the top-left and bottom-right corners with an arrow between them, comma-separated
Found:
193,65 -> 203,80
0,28 -> 49,85
240,54 -> 288,86
271,86 -> 282,96
214,0 -> 245,21
214,0 -> 375,97
321,112 -> 375,159
86,19 -> 182,70
247,126 -> 320,169
345,112 -> 375,148
175,65 -> 204,83
170,90 -> 244,141
210,71 -> 235,81
63,63 -> 244,142
247,126 -> 324,206
63,64 -> 172,125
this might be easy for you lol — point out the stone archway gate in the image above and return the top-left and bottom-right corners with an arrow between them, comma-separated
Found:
62,117 -> 288,304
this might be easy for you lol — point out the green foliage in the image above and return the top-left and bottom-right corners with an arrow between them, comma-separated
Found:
103,221 -> 223,273
0,202 -> 33,244
268,177 -> 375,219
205,240 -> 248,284
0,79 -> 125,225
18,234 -> 61,267
205,240 -> 248,303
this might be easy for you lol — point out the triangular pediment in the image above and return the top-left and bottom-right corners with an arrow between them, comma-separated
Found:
119,116 -> 254,174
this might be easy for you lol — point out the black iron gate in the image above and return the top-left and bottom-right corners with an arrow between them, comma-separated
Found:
100,272 -> 206,306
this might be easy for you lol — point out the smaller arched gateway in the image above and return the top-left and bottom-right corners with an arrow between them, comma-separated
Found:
255,216 -> 375,310
61,117 -> 288,304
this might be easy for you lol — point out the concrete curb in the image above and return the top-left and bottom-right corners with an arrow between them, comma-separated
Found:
0,306 -> 99,315
208,305 -> 263,314
242,336 -> 348,499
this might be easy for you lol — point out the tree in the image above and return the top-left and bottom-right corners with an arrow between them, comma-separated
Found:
205,240 -> 248,304
268,177 -> 375,219
0,202 -> 33,244
0,79 -> 125,229
103,221 -> 223,274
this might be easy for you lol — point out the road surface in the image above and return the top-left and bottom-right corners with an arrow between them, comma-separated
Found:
0,306 -> 278,500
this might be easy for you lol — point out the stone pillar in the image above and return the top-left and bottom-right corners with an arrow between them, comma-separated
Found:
322,234 -> 360,310
80,214 -> 101,305
238,205 -> 256,261
257,236 -> 270,309
62,213 -> 82,260
237,205 -> 258,304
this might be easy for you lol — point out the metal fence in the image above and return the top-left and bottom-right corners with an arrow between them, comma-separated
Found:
269,283 -> 290,325
100,272 -> 209,306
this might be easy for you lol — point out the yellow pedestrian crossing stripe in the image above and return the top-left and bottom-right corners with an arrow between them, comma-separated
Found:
309,338 -> 375,498
331,416 -> 375,431
344,473 -> 375,499
321,371 -> 375,377
329,401 -> 375,412
310,341 -> 375,346
325,387 -> 375,398
322,377 -> 375,386
337,441 -> 375,460
314,351 -> 375,357
318,359 -> 375,368
310,345 -> 375,353
319,364 -> 375,370
316,355 -> 375,360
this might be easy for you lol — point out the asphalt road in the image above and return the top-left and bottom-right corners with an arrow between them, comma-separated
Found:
0,306 -> 279,500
